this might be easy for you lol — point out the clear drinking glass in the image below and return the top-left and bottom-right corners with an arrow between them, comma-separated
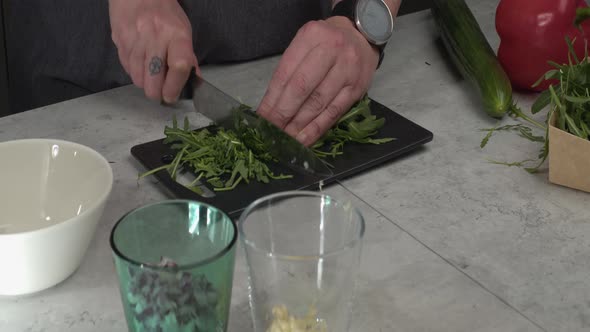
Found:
110,200 -> 237,332
238,191 -> 365,332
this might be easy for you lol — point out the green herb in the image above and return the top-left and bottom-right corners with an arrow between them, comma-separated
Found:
139,118 -> 292,192
480,123 -> 545,149
312,96 -> 395,159
139,96 -> 394,192
125,259 -> 220,332
479,37 -> 590,173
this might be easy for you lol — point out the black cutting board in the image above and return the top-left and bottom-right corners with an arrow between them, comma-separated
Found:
131,99 -> 433,219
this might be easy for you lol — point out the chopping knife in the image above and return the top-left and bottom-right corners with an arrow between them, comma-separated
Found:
178,70 -> 333,178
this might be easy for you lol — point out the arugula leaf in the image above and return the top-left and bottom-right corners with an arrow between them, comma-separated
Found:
564,111 -> 587,138
312,95 -> 396,159
531,89 -> 552,114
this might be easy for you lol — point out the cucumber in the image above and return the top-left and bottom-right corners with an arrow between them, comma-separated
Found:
431,0 -> 512,118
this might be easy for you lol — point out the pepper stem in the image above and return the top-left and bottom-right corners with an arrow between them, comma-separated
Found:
575,7 -> 590,28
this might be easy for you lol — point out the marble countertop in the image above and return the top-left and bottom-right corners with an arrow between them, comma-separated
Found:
1,1 -> 589,331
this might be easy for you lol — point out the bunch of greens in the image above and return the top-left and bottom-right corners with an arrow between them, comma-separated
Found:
125,264 -> 219,332
139,95 -> 394,192
480,37 -> 590,172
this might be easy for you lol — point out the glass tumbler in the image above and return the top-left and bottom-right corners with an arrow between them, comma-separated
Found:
110,200 -> 237,332
239,191 -> 365,332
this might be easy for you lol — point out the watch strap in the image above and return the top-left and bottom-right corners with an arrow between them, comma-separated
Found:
331,0 -> 356,20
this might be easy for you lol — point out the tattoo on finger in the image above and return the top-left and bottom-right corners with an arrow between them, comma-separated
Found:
149,56 -> 163,76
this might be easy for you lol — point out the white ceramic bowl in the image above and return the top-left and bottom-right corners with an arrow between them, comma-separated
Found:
0,139 -> 113,296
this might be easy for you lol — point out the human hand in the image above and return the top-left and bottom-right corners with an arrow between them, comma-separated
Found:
256,16 -> 380,146
108,0 -> 198,103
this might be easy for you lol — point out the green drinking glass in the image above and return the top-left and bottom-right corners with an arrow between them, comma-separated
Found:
110,200 -> 237,332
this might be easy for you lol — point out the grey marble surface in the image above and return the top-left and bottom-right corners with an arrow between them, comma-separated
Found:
0,1 -> 587,331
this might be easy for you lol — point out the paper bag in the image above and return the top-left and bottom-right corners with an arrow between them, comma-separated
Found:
548,112 -> 590,193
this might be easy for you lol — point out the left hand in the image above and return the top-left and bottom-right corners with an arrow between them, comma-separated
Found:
256,16 -> 380,146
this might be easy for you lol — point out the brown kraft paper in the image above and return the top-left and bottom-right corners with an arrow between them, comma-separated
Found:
548,112 -> 590,193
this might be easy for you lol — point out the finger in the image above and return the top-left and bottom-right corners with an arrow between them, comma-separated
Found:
128,38 -> 146,88
283,64 -> 346,137
143,38 -> 169,101
264,44 -> 337,129
296,87 -> 358,147
113,30 -> 135,74
162,38 -> 196,103
257,21 -> 325,118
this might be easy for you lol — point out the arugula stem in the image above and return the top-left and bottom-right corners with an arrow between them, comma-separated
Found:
214,176 -> 243,191
188,176 -> 202,187
169,146 -> 188,180
138,164 -> 170,179
508,104 -> 546,130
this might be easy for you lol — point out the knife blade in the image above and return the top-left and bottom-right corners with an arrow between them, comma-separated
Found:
178,70 -> 333,178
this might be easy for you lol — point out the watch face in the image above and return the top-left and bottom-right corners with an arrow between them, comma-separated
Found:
356,0 -> 393,44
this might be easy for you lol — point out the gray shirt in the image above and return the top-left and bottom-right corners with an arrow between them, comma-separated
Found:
6,0 -> 330,113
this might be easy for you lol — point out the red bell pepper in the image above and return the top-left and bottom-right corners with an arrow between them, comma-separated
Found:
495,0 -> 590,92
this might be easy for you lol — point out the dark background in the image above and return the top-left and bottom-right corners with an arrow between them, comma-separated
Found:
0,0 -> 8,117
0,0 -> 431,118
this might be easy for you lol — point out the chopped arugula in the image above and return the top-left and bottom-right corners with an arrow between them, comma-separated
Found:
139,95 -> 394,193
138,119 -> 292,193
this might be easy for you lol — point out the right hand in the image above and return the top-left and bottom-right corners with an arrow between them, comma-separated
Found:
108,0 -> 199,103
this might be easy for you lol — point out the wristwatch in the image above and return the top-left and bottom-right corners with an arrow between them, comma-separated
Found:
331,0 -> 395,69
